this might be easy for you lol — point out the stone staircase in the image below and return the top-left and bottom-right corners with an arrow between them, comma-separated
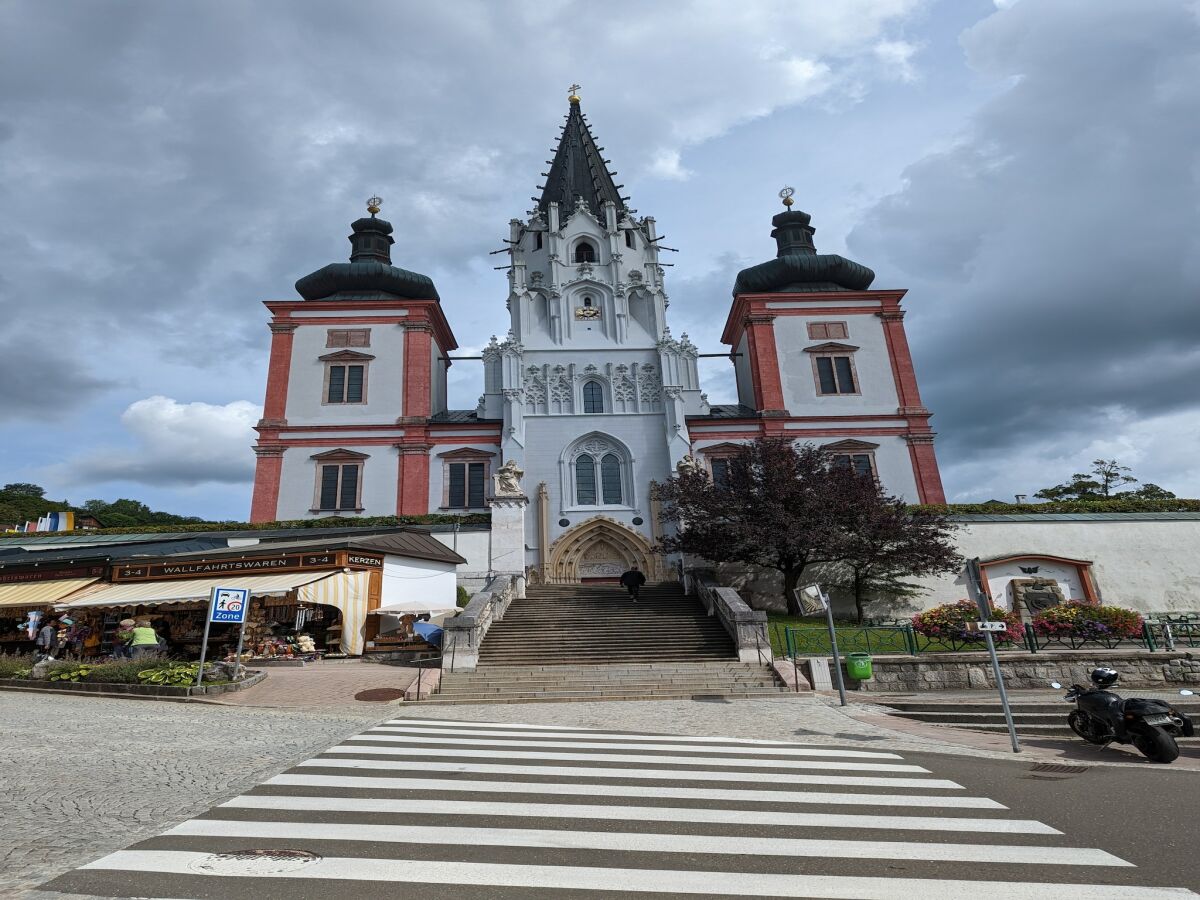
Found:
433,582 -> 785,704
882,696 -> 1200,739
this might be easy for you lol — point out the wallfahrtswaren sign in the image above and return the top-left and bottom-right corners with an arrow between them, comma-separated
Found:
0,565 -> 106,585
113,552 -> 382,582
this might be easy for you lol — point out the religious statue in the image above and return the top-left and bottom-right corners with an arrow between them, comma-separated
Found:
494,459 -> 525,497
675,454 -> 701,477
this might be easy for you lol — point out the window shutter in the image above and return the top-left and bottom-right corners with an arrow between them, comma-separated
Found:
319,465 -> 339,510
467,462 -> 486,508
600,453 -> 622,504
816,357 -> 837,394
346,365 -> 364,403
834,357 -> 856,393
576,456 -> 597,505
327,365 -> 346,403
448,463 -> 466,508
829,322 -> 848,340
338,465 -> 359,509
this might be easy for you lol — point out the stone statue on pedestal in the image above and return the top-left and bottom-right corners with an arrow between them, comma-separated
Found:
494,459 -> 525,497
675,454 -> 701,477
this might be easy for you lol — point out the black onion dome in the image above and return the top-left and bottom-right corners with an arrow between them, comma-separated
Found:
295,213 -> 440,301
733,208 -> 874,294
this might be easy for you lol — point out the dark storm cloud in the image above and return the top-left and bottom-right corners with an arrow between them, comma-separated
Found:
849,0 -> 1200,490
0,333 -> 115,420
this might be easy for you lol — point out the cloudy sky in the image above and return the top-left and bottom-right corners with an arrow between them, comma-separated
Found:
1,0 -> 1198,520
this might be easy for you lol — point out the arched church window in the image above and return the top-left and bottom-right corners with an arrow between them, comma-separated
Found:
582,380 -> 604,414
534,231 -> 544,250
583,296 -> 592,307
575,456 -> 597,505
601,453 -> 623,504
574,240 -> 596,263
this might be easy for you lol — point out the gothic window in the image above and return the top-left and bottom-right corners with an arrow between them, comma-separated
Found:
624,230 -> 635,249
533,231 -> 544,250
566,434 -> 632,508
310,450 -> 368,512
573,240 -> 596,263
582,380 -> 604,414
575,456 -> 597,505
582,296 -> 593,308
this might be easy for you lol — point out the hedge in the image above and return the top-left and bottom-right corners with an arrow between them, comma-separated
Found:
911,499 -> 1200,515
5,513 -> 491,538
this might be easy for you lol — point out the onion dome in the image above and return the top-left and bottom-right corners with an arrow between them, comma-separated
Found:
295,198 -> 440,301
733,191 -> 874,295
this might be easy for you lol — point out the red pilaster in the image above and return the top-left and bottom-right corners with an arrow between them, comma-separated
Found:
744,314 -> 788,415
906,434 -> 947,505
878,307 -> 924,411
249,447 -> 284,523
402,323 -> 434,420
262,322 -> 297,425
395,440 -> 431,515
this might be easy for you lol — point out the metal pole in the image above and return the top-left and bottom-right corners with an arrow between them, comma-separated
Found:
985,630 -> 1021,753
232,616 -> 248,681
824,594 -> 848,707
194,615 -> 213,688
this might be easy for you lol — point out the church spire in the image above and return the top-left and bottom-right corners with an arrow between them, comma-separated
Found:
537,86 -> 626,220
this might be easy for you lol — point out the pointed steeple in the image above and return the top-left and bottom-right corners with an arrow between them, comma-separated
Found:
537,91 -> 626,220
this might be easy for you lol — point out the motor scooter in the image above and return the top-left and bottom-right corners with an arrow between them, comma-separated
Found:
1052,667 -> 1194,763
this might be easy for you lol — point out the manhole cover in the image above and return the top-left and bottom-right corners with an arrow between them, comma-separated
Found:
187,849 -> 322,876
355,688 -> 407,701
1028,763 -> 1091,777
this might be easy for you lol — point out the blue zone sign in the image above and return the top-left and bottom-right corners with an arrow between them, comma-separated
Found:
209,587 -> 250,624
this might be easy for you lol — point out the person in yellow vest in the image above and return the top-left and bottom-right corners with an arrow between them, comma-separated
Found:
129,619 -> 161,660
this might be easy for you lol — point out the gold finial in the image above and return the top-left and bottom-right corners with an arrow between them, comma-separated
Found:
568,83 -> 581,104
366,195 -> 382,216
779,185 -> 795,208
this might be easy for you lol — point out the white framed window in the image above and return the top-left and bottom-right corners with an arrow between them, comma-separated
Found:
821,440 -> 880,479
310,449 -> 369,512
320,350 -> 374,404
438,448 -> 496,510
804,342 -> 861,396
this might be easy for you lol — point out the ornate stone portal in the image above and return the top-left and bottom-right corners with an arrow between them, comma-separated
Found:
545,516 -> 660,582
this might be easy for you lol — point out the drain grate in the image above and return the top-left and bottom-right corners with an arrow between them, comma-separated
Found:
354,688 -> 407,702
187,849 -> 322,876
1029,763 -> 1091,777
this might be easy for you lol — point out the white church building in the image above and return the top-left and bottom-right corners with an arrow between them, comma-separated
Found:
250,92 -> 946,583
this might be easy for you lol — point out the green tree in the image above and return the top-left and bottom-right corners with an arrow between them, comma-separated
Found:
2,483 -> 45,498
1035,458 -> 1149,501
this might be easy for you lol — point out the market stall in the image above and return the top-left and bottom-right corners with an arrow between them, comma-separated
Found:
0,568 -> 103,656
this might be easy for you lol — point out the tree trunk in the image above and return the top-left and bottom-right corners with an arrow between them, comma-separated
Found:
853,569 -> 865,625
783,566 -> 804,616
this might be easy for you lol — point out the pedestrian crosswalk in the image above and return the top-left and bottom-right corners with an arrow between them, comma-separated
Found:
42,717 -> 1198,899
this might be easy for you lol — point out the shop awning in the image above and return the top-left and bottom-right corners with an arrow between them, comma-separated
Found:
297,571 -> 369,656
57,572 -> 333,610
0,578 -> 98,609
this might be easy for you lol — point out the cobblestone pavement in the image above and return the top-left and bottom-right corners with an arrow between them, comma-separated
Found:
0,692 -> 388,899
204,661 -> 420,709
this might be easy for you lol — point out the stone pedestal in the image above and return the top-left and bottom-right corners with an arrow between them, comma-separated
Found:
488,495 -> 528,598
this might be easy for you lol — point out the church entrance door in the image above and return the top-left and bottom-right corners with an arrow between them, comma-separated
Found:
544,516 -> 660,584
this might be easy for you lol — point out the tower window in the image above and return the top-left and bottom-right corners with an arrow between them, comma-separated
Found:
601,453 -> 622,504
574,240 -> 596,263
326,364 -> 366,403
813,355 -> 858,396
624,230 -> 635,249
583,296 -> 592,307
534,231 -> 544,250
575,456 -> 597,505
582,380 -> 604,414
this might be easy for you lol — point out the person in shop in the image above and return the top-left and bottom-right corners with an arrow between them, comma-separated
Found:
34,619 -> 60,661
152,617 -> 173,654
113,619 -> 136,658
128,618 -> 162,659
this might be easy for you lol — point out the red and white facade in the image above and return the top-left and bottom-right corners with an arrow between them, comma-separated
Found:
693,288 -> 946,504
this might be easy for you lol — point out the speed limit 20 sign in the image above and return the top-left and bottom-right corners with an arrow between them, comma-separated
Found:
209,586 -> 250,624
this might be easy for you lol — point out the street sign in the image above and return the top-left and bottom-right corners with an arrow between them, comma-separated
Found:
209,586 -> 250,624
972,621 -> 1008,633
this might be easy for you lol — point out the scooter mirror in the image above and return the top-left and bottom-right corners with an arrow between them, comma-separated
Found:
1181,689 -> 1195,696
1050,682 -> 1062,689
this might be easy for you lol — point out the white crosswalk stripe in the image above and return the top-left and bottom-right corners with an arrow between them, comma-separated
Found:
42,718 -> 1200,899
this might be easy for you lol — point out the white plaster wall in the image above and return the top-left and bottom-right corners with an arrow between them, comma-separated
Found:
522,413 -> 673,559
381,555 -> 457,610
430,530 -> 490,580
274,444 -> 398,520
910,519 -> 1200,614
284,321 -> 405,425
773,314 -> 899,415
426,443 -> 502,512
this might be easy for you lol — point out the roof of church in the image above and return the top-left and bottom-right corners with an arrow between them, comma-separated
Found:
429,409 -> 500,424
537,98 -> 626,220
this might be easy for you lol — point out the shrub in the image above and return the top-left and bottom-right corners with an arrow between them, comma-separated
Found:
456,585 -> 472,608
1032,601 -> 1143,639
912,599 -> 1025,644
0,653 -> 35,679
81,661 -> 152,684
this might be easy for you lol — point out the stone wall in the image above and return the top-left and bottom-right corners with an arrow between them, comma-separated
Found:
852,649 -> 1200,692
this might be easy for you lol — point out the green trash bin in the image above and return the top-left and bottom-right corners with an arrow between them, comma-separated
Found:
846,652 -> 873,680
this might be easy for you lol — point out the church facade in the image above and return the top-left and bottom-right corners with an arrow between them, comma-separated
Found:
250,94 -> 946,581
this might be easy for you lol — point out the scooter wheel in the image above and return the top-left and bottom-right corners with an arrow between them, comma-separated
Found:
1068,711 -> 1106,744
1132,726 -> 1180,763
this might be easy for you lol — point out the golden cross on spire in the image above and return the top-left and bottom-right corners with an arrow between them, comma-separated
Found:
568,83 -> 582,103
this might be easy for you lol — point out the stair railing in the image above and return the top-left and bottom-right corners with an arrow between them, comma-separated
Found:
443,573 -> 518,673
686,568 -> 771,666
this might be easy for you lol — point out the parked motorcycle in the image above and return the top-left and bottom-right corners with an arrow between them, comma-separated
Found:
1052,668 -> 1195,763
